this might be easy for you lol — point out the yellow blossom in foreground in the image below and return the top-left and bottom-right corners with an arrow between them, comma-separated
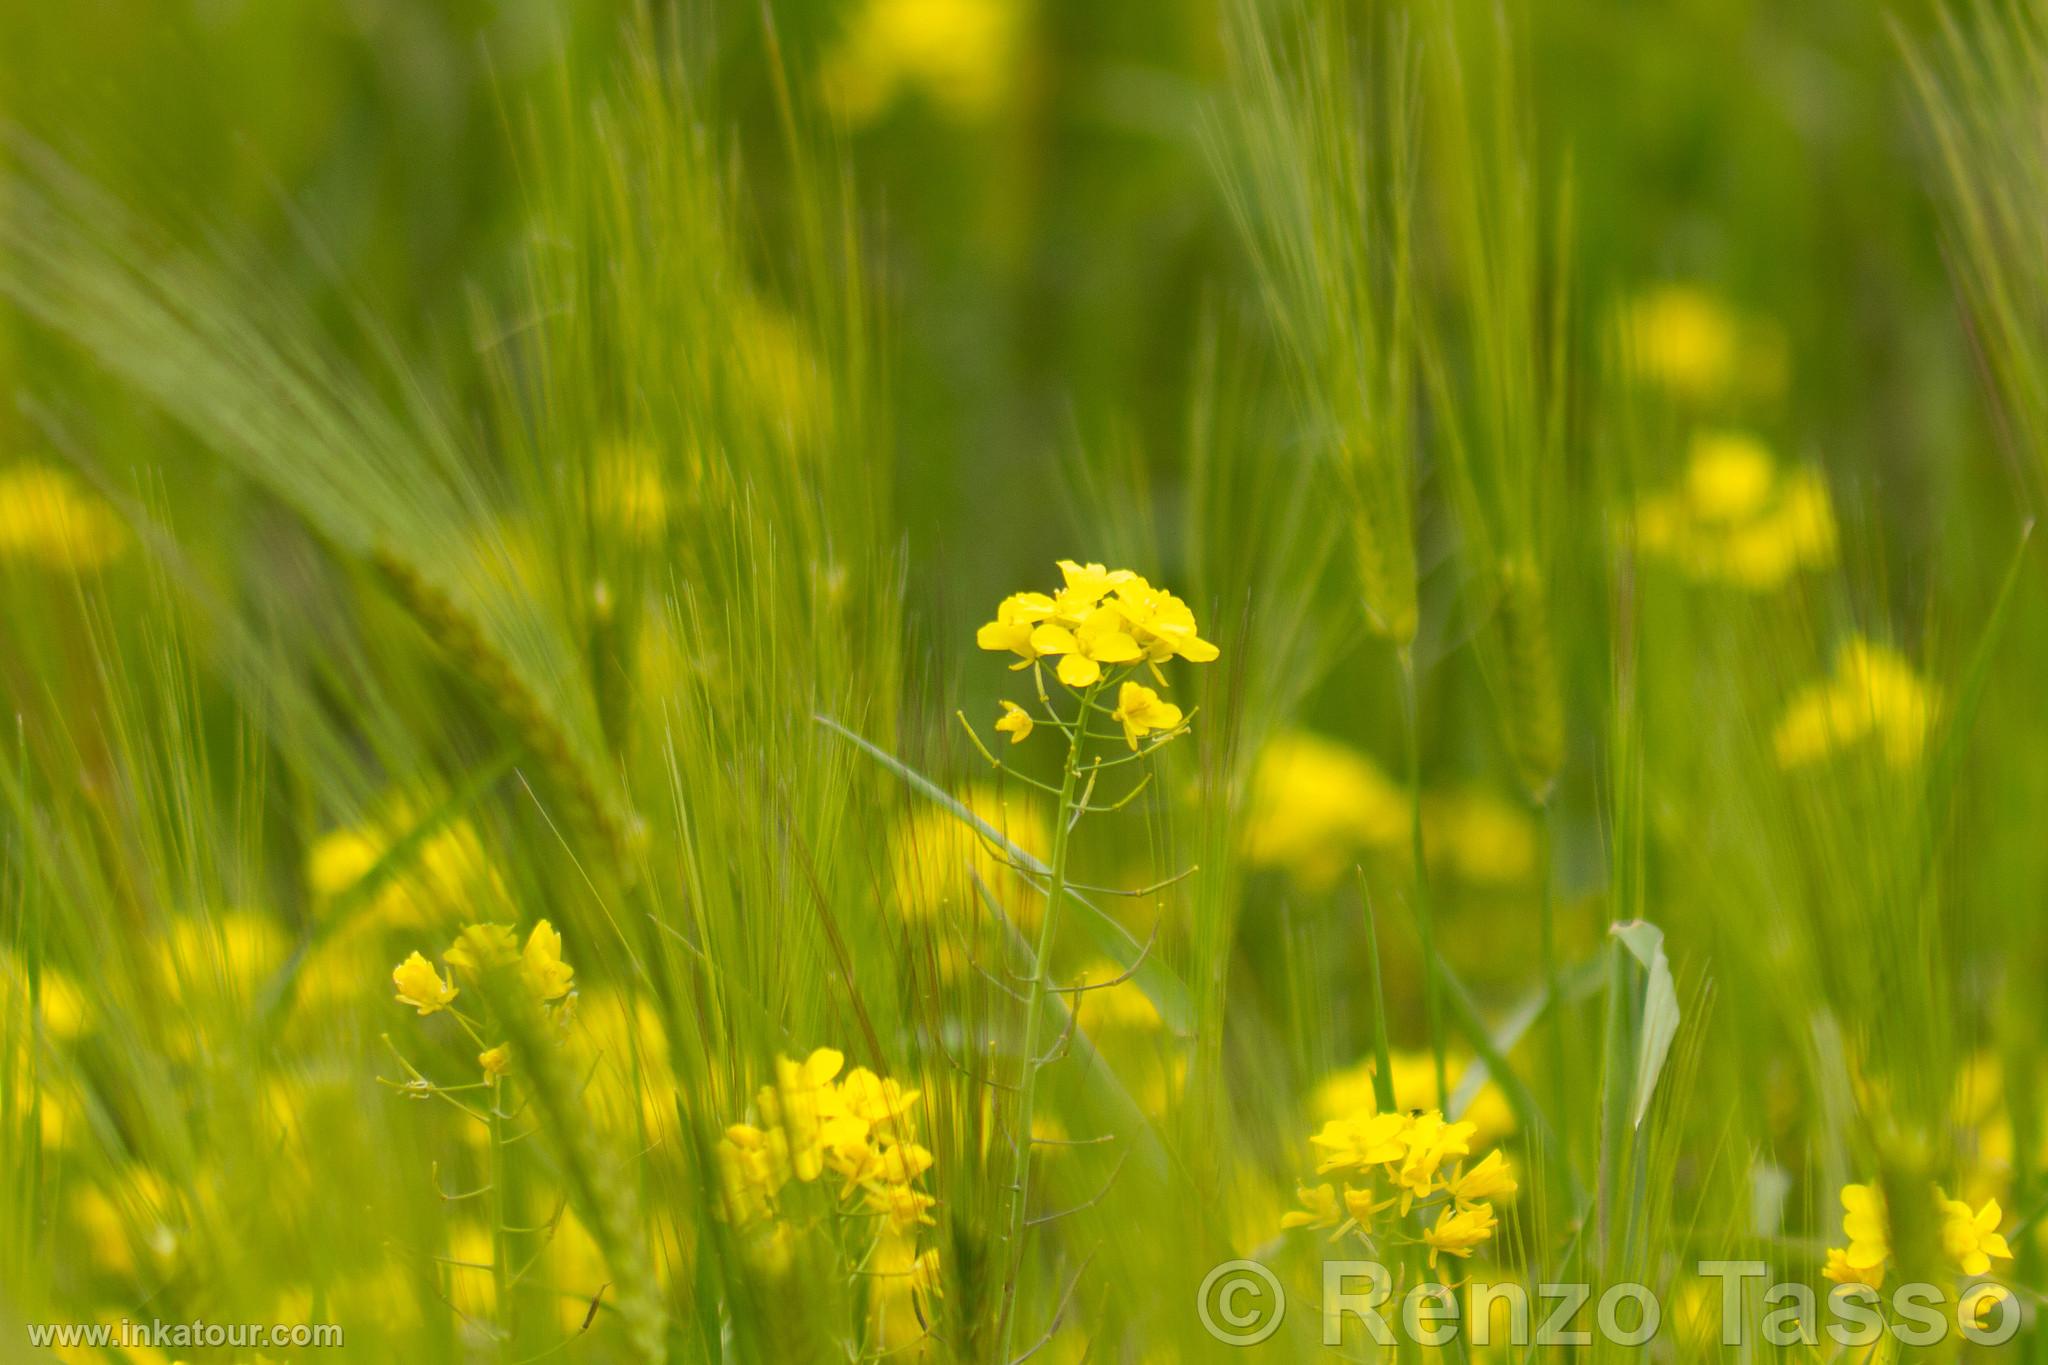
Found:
1634,432 -> 1836,590
0,462 -> 128,570
478,1044 -> 511,1080
1111,681 -> 1183,750
1938,1194 -> 2012,1275
995,699 -> 1034,744
978,560 -> 1217,693
1774,638 -> 1938,771
391,952 -> 457,1015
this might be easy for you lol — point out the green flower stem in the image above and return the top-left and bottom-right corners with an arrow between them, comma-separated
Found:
995,678 -> 1097,1361
1397,645 -> 1449,1107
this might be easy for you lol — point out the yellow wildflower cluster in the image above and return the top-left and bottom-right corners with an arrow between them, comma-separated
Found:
1282,1100 -> 1515,1269
0,461 -> 128,571
1621,284 -> 1787,403
390,920 -> 576,1077
1634,432 -> 1836,590
978,560 -> 1215,767
1242,731 -> 1537,892
715,1049 -> 941,1341
820,0 -> 1024,127
1773,636 -> 1937,771
1819,1182 -> 2013,1288
978,559 -> 1218,691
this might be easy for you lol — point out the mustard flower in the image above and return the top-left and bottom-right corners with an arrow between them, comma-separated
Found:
522,920 -> 575,1002
478,1044 -> 512,1080
1279,1182 -> 1342,1232
392,951 -> 458,1015
1839,1184 -> 1889,1275
1445,1150 -> 1518,1208
445,923 -> 518,980
1309,1112 -> 1409,1174
1938,1194 -> 2012,1276
1111,681 -> 1183,750
1422,1203 -> 1499,1267
994,700 -> 1034,744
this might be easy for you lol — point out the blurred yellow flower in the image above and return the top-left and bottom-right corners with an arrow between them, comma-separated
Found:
887,782 -> 1047,926
1634,432 -> 1837,590
1622,285 -> 1786,402
592,439 -> 670,541
1422,787 -> 1538,887
1278,1181 -> 1342,1231
1243,730 -> 1408,891
820,0 -> 1025,127
522,920 -> 575,1002
391,951 -> 457,1015
1938,1193 -> 2012,1275
0,461 -> 128,571
1774,637 -> 1937,771
478,1043 -> 511,1079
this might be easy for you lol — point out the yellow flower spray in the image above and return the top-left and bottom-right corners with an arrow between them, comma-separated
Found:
969,559 -> 1217,1358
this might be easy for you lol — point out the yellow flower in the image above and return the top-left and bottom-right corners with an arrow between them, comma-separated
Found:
1633,432 -> 1836,591
1622,285 -> 1785,402
774,1047 -> 845,1182
1243,732 -> 1408,891
478,1043 -> 512,1080
976,592 -> 1057,667
1279,1182 -> 1342,1231
1446,1151 -> 1518,1208
1821,1246 -> 1883,1290
522,920 -> 575,1002
866,1181 -> 939,1235
1775,639 -> 1937,771
392,951 -> 458,1015
1113,575 -> 1220,678
716,1123 -> 791,1226
1963,1283 -> 2013,1332
1031,606 -> 1142,687
1422,1202 -> 1498,1266
1838,1184 -> 1889,1274
837,1067 -> 922,1130
0,462 -> 128,571
1309,1111 -> 1410,1173
994,699 -> 1034,745
1111,681 -> 1183,750
1393,1112 -> 1476,1209
1938,1194 -> 2013,1276
819,0 -> 1023,127
445,923 -> 518,980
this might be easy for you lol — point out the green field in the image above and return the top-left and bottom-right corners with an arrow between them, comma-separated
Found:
3,0 -> 2046,1359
